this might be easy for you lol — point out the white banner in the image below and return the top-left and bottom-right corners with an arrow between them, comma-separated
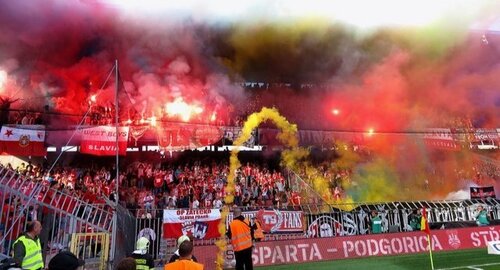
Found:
163,209 -> 221,239
163,209 -> 221,223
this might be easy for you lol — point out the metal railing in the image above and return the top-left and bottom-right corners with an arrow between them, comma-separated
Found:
0,167 -> 114,232
69,232 -> 110,270
134,198 -> 500,261
0,166 -> 115,268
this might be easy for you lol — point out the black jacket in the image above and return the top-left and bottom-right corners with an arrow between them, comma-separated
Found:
129,252 -> 155,269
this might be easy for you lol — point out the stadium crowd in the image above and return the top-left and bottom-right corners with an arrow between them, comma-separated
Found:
0,155 -> 301,218
0,149 -> 498,220
119,160 -> 298,218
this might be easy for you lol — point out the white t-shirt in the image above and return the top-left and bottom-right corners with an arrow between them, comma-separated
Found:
192,200 -> 200,209
276,181 -> 284,192
213,199 -> 223,209
144,195 -> 154,204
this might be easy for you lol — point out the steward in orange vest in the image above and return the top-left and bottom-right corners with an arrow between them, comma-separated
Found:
227,208 -> 255,270
252,217 -> 264,242
164,241 -> 203,270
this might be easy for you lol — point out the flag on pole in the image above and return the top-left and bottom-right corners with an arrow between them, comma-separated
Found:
421,208 -> 434,270
421,207 -> 431,235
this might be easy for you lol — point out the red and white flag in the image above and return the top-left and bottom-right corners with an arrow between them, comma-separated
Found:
80,126 -> 129,156
0,126 -> 46,156
163,209 -> 221,239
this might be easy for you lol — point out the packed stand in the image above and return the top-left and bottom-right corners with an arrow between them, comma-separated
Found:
0,162 -> 117,205
7,111 -> 45,125
119,161 -> 293,218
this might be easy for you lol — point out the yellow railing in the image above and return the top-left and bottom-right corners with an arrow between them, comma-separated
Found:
70,232 -> 110,270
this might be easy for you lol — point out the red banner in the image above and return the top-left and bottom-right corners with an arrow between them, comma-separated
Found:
196,225 -> 500,269
157,123 -> 222,151
0,125 -> 46,156
227,210 -> 304,233
255,209 -> 304,233
163,209 -> 221,240
80,126 -> 129,156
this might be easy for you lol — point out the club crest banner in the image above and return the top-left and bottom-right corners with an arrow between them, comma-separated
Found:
163,209 -> 221,239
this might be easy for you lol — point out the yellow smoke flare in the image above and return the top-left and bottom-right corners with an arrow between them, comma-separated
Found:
215,107 -> 354,269
215,107 -> 298,269
281,140 -> 358,211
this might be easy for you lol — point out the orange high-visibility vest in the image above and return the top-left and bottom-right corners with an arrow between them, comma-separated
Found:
254,220 -> 264,241
164,259 -> 204,270
230,219 -> 252,252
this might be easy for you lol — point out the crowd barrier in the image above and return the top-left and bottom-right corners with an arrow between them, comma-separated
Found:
133,199 -> 500,262
0,166 -> 118,268
195,225 -> 500,269
135,199 -> 500,236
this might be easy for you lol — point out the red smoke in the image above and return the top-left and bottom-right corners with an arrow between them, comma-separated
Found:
0,0 -> 497,200
0,0 -> 243,125
1,1 -> 497,129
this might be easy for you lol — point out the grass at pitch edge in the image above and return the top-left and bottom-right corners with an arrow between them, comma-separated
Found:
257,248 -> 500,270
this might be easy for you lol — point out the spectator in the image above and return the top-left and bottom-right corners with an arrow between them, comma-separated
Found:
167,198 -> 176,209
370,210 -> 382,234
48,251 -> 85,270
143,193 -> 155,211
476,205 -> 490,226
168,235 -> 198,263
408,209 -> 421,231
213,197 -> 223,209
157,193 -> 167,210
165,241 -> 203,270
21,113 -> 30,125
241,193 -> 251,207
192,196 -> 200,209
